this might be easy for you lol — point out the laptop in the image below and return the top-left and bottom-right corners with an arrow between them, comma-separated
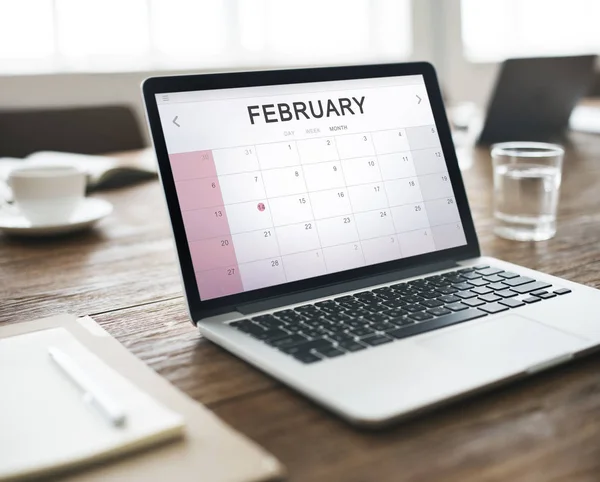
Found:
143,63 -> 600,426
477,55 -> 597,144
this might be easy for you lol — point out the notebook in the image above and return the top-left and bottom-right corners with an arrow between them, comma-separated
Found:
0,315 -> 283,482
0,149 -> 157,190
0,327 -> 185,481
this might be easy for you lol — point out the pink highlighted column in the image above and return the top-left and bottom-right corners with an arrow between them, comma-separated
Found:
170,150 -> 243,300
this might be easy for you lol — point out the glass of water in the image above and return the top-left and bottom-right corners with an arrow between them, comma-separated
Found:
491,142 -> 564,241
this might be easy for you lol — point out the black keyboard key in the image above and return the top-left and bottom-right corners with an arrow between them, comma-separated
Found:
468,278 -> 489,287
230,319 -> 250,328
461,271 -> 482,280
523,296 -> 541,303
377,298 -> 405,309
351,327 -> 375,337
503,276 -> 535,287
420,299 -> 444,308
476,267 -> 503,276
256,328 -> 290,341
439,294 -> 461,303
453,282 -> 473,291
371,321 -> 395,331
383,308 -> 409,318
479,293 -> 501,303
235,321 -> 265,335
338,300 -> 365,310
554,288 -> 571,295
402,295 -> 424,304
316,346 -> 346,358
427,279 -> 451,288
498,271 -> 520,279
418,290 -> 440,299
328,332 -> 355,343
316,300 -> 337,308
373,286 -> 394,295
455,291 -> 477,299
343,309 -> 367,318
323,313 -> 351,323
271,334 -> 311,348
405,304 -> 425,313
457,267 -> 475,273
389,317 -> 414,326
471,286 -> 493,295
435,286 -> 459,295
447,302 -> 469,311
499,298 -> 525,308
474,264 -> 489,270
483,274 -> 506,283
478,303 -> 509,314
428,307 -> 452,316
408,311 -> 434,321
339,340 -> 367,352
531,290 -> 547,296
299,328 -> 327,339
295,304 -> 320,314
511,281 -> 552,295
319,305 -> 342,315
443,275 -> 464,284
292,352 -> 322,364
334,295 -> 355,303
364,313 -> 391,323
487,282 -> 508,291
539,292 -> 557,299
281,338 -> 332,354
462,297 -> 486,307
497,289 -> 517,298
252,314 -> 278,323
275,312 -> 306,323
388,309 -> 487,340
375,292 -> 398,302
361,334 -> 394,346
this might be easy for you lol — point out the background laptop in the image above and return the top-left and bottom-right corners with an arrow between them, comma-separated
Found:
477,55 -> 597,144
143,63 -> 600,426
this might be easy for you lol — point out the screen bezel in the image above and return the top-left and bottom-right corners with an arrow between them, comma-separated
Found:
143,62 -> 480,322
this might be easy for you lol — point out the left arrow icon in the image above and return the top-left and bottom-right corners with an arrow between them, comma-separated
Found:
173,116 -> 180,127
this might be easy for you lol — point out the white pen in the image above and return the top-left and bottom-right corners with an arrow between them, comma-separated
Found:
48,346 -> 127,427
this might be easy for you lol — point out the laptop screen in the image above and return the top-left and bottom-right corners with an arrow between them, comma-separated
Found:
156,74 -> 466,300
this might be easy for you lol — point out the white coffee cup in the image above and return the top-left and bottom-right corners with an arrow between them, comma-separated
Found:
8,165 -> 86,225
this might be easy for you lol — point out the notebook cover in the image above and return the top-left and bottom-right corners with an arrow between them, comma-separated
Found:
0,315 -> 284,482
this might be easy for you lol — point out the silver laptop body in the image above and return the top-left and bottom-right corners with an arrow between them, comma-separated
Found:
143,63 -> 600,426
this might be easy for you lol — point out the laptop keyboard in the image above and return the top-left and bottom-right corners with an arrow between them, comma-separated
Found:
229,265 -> 572,364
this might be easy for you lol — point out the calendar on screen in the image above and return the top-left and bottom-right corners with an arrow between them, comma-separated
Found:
157,75 -> 466,300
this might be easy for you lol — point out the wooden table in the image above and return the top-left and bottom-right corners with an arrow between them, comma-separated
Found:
3,134 -> 600,481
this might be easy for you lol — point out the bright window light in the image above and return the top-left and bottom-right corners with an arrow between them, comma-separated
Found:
55,0 -> 149,58
0,0 -> 413,74
462,0 -> 600,62
0,0 -> 54,59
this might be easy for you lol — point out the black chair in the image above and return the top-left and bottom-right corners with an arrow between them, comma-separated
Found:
0,105 -> 146,158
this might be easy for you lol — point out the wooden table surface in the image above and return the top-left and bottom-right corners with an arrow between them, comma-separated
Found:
2,134 -> 600,481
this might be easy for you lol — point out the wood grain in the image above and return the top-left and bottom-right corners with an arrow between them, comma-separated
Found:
2,132 -> 600,481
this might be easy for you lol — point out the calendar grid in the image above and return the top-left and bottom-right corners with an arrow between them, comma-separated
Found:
289,139 -> 330,272
252,142 -> 293,283
174,143 -> 444,184
332,135 -> 367,266
173,123 -> 465,299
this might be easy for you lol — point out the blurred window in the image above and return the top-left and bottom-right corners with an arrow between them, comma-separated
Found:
0,0 -> 412,74
462,0 -> 600,62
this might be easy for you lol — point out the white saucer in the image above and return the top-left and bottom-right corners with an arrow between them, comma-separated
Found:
0,198 -> 113,237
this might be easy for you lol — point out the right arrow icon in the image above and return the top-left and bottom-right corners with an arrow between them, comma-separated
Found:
416,95 -> 422,104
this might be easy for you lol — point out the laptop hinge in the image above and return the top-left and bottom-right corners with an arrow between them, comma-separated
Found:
236,259 -> 458,315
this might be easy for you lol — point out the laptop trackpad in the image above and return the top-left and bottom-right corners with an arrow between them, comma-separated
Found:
418,314 -> 585,379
